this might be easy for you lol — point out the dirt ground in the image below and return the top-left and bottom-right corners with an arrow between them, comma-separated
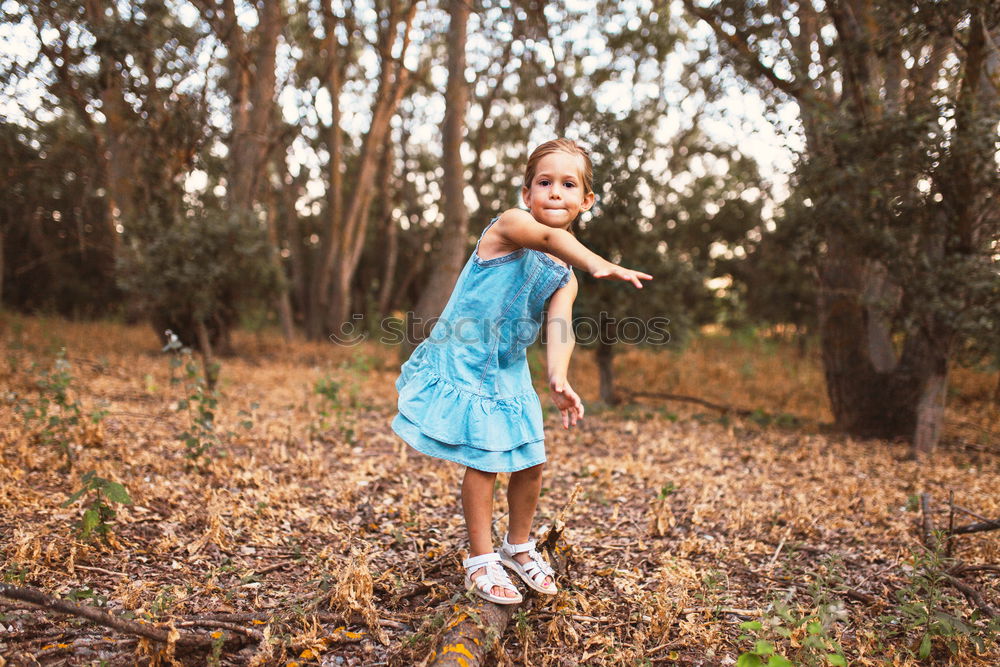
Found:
1,314 -> 997,666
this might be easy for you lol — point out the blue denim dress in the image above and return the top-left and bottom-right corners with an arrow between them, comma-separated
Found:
391,216 -> 572,472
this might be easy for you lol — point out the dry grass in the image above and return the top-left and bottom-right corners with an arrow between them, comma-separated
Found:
0,313 -> 997,666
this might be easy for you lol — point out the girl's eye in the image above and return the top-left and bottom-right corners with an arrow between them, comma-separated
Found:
538,179 -> 550,186
564,182 -> 576,188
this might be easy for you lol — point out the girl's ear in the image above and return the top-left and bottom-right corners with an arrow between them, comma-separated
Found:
521,185 -> 531,207
581,191 -> 596,211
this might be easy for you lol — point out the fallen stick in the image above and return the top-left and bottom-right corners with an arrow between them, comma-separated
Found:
947,518 -> 1000,536
0,583 -> 256,649
625,390 -> 753,416
920,493 -> 935,547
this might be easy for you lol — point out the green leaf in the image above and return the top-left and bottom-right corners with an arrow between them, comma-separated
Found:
81,508 -> 100,538
918,633 -> 931,659
737,654 -> 763,667
826,654 -> 847,666
807,620 -> 822,635
103,482 -> 132,505
739,620 -> 763,631
62,486 -> 88,507
753,639 -> 775,656
768,656 -> 793,667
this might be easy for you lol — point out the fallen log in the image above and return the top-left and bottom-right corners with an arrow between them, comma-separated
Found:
425,485 -> 582,665
427,600 -> 518,666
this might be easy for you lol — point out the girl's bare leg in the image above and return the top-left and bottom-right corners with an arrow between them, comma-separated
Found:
506,463 -> 554,587
462,466 -> 517,598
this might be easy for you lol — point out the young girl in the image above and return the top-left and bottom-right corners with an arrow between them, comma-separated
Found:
391,139 -> 651,604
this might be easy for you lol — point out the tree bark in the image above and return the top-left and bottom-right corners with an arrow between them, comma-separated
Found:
409,0 -> 471,348
427,600 -> 517,666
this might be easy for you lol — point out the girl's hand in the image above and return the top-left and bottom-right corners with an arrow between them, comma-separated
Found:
591,259 -> 652,288
549,377 -> 584,429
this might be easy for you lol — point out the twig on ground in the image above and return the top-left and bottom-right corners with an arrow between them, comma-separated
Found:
947,518 -> 1000,536
175,619 -> 264,640
943,575 -> 1000,620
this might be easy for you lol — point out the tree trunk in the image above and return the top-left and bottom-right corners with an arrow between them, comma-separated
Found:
265,177 -> 295,341
194,318 -> 219,390
0,225 -> 4,306
681,1 -> 1000,455
596,340 -> 618,406
409,0 -> 471,349
222,0 -> 283,218
375,133 -> 400,318
280,173 -> 309,322
313,0 -> 417,339
308,0 -> 348,340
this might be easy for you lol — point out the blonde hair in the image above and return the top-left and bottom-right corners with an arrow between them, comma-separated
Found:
524,139 -> 594,195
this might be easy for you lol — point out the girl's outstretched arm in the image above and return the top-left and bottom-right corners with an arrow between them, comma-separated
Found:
494,209 -> 652,288
545,272 -> 584,429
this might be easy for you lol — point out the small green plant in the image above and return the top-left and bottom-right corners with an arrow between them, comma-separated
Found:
314,374 -> 357,444
206,630 -> 226,666
878,541 -> 998,660
2,561 -> 29,585
736,598 -> 847,667
11,348 -> 106,469
65,587 -> 109,606
163,330 -> 221,462
61,470 -> 133,544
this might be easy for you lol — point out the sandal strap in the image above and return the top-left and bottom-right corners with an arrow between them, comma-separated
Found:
502,534 -> 536,554
469,561 -> 517,593
522,549 -> 555,578
463,552 -> 502,570
503,535 -> 555,581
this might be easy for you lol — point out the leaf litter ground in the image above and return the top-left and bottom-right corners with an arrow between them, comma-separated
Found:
0,316 -> 997,666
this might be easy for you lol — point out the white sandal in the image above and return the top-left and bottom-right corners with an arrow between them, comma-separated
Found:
463,552 -> 523,605
499,534 -> 558,595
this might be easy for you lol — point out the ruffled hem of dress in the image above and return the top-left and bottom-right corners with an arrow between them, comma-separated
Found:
394,363 -> 544,450
392,412 -> 546,473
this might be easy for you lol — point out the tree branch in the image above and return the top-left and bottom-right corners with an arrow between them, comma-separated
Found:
0,583 -> 256,650
681,0 -> 822,107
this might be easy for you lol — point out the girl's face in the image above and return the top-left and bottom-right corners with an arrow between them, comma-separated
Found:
522,151 -> 595,229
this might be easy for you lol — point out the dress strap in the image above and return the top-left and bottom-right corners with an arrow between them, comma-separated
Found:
473,215 -> 502,257
472,215 -> 500,255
